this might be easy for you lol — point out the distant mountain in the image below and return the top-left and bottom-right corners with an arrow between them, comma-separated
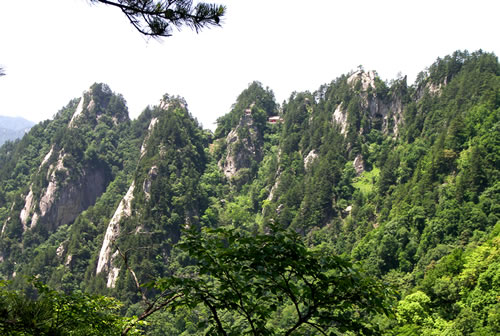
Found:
0,116 -> 35,145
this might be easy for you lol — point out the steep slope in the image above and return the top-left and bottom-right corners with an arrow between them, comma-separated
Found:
214,50 -> 499,335
251,68 -> 408,234
213,81 -> 279,187
90,95 -> 209,295
0,83 -> 131,279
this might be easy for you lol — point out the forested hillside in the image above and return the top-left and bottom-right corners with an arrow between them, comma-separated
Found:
0,50 -> 498,335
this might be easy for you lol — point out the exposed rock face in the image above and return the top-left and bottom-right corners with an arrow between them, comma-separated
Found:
69,84 -> 128,129
266,177 -> 280,203
53,170 -> 107,231
332,103 -> 348,135
334,70 -> 404,137
107,251 -> 121,288
14,85 -> 129,234
56,242 -> 65,257
353,154 -> 365,176
347,70 -> 377,91
421,76 -> 447,98
39,146 -> 54,170
266,149 -> 282,204
68,92 -> 87,127
20,150 -> 67,231
0,221 -> 7,236
1,204 -> 14,237
38,152 -> 67,221
428,82 -> 443,95
18,146 -> 108,232
96,181 -> 135,279
143,165 -> 158,199
365,88 -> 404,136
96,107 -> 165,287
344,205 -> 353,214
140,117 -> 158,157
19,188 -> 35,231
219,111 -> 261,180
304,150 -> 318,170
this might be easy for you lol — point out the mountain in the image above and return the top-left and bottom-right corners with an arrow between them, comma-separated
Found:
0,50 -> 498,335
94,95 -> 209,290
0,116 -> 35,145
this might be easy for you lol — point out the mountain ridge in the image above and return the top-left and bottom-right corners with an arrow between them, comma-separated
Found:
0,50 -> 498,334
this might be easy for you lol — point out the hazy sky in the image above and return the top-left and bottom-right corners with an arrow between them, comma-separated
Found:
0,0 -> 499,130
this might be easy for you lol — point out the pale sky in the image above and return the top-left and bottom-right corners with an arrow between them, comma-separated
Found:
0,0 -> 499,130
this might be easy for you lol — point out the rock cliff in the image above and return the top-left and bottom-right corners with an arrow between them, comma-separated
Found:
219,107 -> 262,183
8,83 -> 129,237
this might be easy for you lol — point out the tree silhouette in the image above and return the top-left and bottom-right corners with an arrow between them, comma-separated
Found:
91,0 -> 225,37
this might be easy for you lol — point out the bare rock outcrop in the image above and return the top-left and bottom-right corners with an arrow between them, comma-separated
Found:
140,117 -> 159,158
219,111 -> 262,181
304,150 -> 318,170
96,181 -> 135,282
17,152 -> 108,233
353,154 -> 365,176
332,103 -> 348,135
15,84 -> 130,233
143,165 -> 158,199
333,70 -> 404,137
68,92 -> 87,127
347,70 -> 377,91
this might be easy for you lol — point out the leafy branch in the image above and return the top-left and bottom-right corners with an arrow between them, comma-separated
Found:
154,225 -> 396,335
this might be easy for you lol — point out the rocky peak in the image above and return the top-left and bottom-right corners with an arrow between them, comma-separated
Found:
7,84 -> 130,237
159,94 -> 187,111
68,83 -> 129,129
347,70 -> 377,91
219,107 -> 262,181
332,70 -> 404,137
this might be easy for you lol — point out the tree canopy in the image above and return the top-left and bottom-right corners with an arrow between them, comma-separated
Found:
91,0 -> 226,37
154,225 -> 394,335
0,279 -> 139,336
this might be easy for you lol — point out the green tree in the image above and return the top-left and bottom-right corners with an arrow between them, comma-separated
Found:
156,225 -> 394,335
396,291 -> 432,326
92,0 -> 225,37
0,279 -> 139,336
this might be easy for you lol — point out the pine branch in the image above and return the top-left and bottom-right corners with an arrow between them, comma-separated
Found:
91,0 -> 225,37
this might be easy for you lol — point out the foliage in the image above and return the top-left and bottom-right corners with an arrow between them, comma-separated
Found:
0,278 -> 139,335
0,50 -> 499,335
214,81 -> 278,140
352,166 -> 380,196
156,225 -> 394,335
92,0 -> 225,37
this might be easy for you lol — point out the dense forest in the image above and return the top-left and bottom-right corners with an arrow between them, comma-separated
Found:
0,50 -> 499,335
